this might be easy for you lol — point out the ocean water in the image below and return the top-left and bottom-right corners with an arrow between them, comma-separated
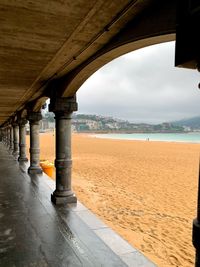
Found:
94,133 -> 200,143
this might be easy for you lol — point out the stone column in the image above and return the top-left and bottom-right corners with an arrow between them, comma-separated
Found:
4,127 -> 7,145
8,125 -> 11,149
3,128 -> 6,144
12,123 -> 19,158
2,128 -> 5,144
4,127 -> 8,146
18,118 -> 28,162
0,128 -> 2,142
9,126 -> 14,151
6,127 -> 10,147
49,96 -> 77,204
27,112 -> 42,174
4,128 -> 7,145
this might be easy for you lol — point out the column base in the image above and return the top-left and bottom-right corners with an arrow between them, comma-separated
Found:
51,192 -> 77,205
12,152 -> 19,160
28,166 -> 43,174
18,157 -> 28,162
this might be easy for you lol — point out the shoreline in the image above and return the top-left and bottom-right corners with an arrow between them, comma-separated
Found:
87,132 -> 200,144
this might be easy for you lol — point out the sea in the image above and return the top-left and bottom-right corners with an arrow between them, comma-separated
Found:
93,133 -> 200,144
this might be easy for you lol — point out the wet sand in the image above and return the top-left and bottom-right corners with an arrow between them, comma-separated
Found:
27,132 -> 200,266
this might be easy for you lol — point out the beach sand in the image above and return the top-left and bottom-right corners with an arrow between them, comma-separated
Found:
26,132 -> 200,267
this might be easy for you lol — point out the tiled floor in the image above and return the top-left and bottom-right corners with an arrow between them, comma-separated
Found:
0,142 -> 156,267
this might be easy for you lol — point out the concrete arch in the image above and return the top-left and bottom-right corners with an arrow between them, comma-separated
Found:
26,97 -> 49,113
58,0 -> 176,97
61,34 -> 175,97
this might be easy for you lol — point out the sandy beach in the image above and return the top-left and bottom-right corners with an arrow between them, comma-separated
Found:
27,132 -> 200,267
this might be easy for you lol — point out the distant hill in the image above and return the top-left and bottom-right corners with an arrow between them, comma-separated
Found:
172,116 -> 200,129
44,112 -> 184,132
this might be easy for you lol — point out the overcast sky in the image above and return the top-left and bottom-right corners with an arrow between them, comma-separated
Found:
76,41 -> 200,124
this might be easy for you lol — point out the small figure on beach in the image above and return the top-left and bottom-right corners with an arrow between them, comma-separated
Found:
146,138 -> 149,141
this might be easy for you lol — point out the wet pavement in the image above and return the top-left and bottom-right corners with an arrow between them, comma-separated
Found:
0,142 -> 156,267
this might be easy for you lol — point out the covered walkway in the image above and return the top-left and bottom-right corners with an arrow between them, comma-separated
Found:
0,142 -> 155,267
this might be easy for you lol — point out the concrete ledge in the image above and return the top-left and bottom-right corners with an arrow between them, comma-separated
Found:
94,227 -> 136,255
121,251 -> 156,267
74,202 -> 156,266
76,210 -> 108,230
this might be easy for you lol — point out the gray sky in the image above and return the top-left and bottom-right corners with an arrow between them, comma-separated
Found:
77,41 -> 200,124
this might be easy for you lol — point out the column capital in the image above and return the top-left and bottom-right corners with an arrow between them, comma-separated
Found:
49,96 -> 78,114
27,111 -> 42,123
18,118 -> 27,126
12,122 -> 19,127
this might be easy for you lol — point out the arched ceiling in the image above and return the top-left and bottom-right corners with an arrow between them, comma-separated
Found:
0,0 -> 176,125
